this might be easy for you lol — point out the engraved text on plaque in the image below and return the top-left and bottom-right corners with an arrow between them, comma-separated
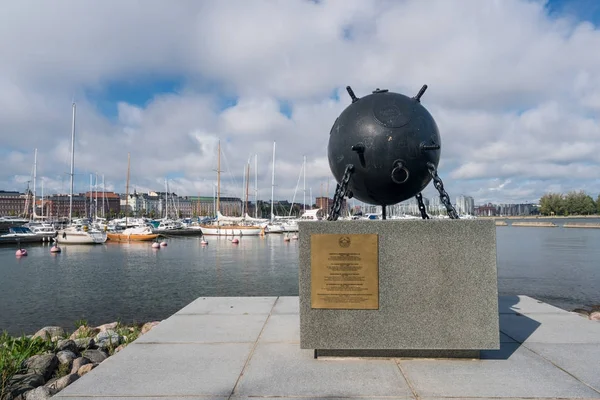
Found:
310,233 -> 379,309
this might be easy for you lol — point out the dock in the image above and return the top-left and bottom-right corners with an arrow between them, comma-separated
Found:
511,221 -> 558,227
564,223 -> 600,229
54,295 -> 600,399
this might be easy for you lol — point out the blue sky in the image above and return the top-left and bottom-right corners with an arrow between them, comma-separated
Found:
1,0 -> 600,205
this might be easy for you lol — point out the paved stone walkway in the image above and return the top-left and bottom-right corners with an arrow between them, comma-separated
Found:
55,295 -> 600,399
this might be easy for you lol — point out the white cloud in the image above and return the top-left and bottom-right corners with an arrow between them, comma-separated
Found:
1,0 -> 600,207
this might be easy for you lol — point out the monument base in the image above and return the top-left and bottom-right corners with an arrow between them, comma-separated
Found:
298,219 -> 499,355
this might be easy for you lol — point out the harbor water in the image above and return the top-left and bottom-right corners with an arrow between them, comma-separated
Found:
1,220 -> 600,335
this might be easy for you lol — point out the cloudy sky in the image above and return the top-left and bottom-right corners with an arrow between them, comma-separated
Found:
1,0 -> 599,206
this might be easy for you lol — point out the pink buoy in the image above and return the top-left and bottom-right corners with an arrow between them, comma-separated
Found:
291,234 -> 298,240
160,241 -> 168,247
283,236 -> 291,242
151,242 -> 160,249
15,249 -> 27,257
231,238 -> 239,244
200,239 -> 208,245
50,245 -> 61,253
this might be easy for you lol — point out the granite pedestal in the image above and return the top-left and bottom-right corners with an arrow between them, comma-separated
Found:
298,219 -> 500,357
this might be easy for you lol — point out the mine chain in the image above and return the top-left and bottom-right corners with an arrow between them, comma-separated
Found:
327,164 -> 355,221
415,193 -> 430,219
427,162 -> 460,219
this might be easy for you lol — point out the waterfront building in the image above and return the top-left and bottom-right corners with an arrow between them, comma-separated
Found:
0,190 -> 26,216
456,195 -> 475,216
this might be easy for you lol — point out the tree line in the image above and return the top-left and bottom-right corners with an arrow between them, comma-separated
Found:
539,191 -> 600,216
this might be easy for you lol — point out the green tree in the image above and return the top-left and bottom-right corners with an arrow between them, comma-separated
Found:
564,190 -> 596,215
539,193 -> 565,216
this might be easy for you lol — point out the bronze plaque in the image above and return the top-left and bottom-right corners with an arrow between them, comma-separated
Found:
310,233 -> 379,310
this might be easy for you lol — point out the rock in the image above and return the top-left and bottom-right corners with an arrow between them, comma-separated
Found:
81,349 -> 107,364
590,305 -> 600,312
590,311 -> 600,321
44,373 -> 79,393
114,344 -> 126,353
56,339 -> 78,353
56,350 -> 77,368
572,308 -> 590,317
32,326 -> 64,341
95,322 -> 118,332
77,364 -> 95,376
5,374 -> 45,399
69,325 -> 100,340
23,386 -> 54,400
69,357 -> 91,375
23,354 -> 58,381
73,337 -> 94,351
94,330 -> 121,350
141,321 -> 160,335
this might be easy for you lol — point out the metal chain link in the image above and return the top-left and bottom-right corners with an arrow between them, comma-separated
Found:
327,164 -> 355,221
415,193 -> 430,219
427,162 -> 460,219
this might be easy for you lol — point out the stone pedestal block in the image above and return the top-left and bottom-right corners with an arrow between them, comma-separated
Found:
298,219 -> 499,355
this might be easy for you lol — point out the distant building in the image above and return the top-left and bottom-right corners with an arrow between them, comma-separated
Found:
456,195 -> 475,216
0,191 -> 25,216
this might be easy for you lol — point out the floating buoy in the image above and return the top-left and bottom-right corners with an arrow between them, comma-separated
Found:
231,238 -> 239,244
16,249 -> 27,257
151,242 -> 160,249
50,245 -> 61,253
200,239 -> 208,245
291,234 -> 298,240
160,241 -> 168,247
283,236 -> 291,242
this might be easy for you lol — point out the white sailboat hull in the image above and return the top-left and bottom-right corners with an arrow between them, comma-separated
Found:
56,229 -> 107,244
200,226 -> 263,236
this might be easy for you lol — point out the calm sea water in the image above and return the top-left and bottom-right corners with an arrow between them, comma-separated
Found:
1,219 -> 599,335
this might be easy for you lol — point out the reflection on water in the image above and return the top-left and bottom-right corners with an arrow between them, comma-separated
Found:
1,222 -> 600,335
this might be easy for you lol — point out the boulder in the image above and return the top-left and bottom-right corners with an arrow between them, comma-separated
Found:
95,322 -> 118,332
73,337 -> 94,351
69,325 -> 100,340
44,373 -> 79,393
70,357 -> 91,375
23,354 -> 58,381
94,330 -> 121,350
56,350 -> 77,368
5,374 -> 45,399
141,321 -> 160,335
590,311 -> 600,321
56,339 -> 78,353
81,349 -> 107,364
77,364 -> 95,376
32,326 -> 64,341
23,386 -> 54,400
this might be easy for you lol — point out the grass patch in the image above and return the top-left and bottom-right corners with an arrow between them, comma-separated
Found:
0,332 -> 55,399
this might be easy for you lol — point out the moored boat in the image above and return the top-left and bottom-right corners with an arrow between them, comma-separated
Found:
107,226 -> 159,242
56,225 -> 107,244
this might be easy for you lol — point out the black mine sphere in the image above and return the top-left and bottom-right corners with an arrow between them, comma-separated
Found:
327,86 -> 441,206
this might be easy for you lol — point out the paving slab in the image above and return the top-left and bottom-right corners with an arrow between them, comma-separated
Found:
525,343 -> 600,392
499,295 -> 571,314
272,296 -> 299,314
175,296 -> 276,315
55,342 -> 253,397
234,342 -> 413,398
500,313 -> 600,343
136,314 -> 267,343
398,344 -> 600,398
259,314 -> 300,343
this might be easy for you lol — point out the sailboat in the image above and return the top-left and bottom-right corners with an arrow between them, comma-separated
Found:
107,153 -> 159,242
199,140 -> 264,236
56,103 -> 107,245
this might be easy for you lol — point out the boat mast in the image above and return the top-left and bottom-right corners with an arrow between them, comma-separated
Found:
254,154 -> 258,218
89,174 -> 92,219
270,141 -> 275,222
69,103 -> 76,225
241,164 -> 246,216
164,178 -> 168,219
32,148 -> 37,220
41,179 -> 44,218
95,173 -> 98,220
125,153 -> 130,227
245,160 -> 250,217
303,155 -> 306,214
102,175 -> 105,218
216,140 -> 221,214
